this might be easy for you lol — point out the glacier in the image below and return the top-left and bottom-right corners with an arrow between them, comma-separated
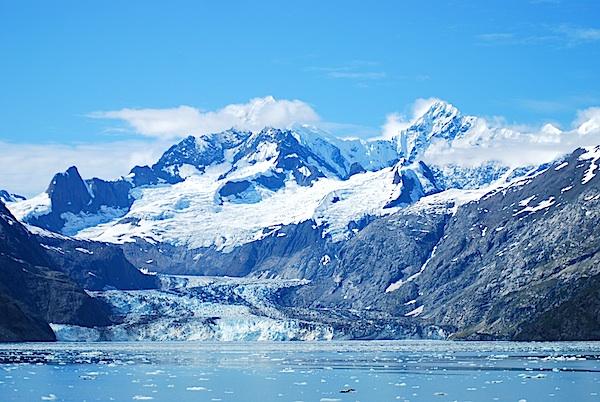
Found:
51,275 -> 335,341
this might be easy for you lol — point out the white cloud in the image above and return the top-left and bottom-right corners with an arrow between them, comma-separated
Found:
379,97 -> 442,140
477,24 -> 600,47
89,96 -> 320,140
327,71 -> 386,80
0,140 -> 168,197
412,98 -> 442,119
574,107 -> 600,134
558,25 -> 600,43
375,98 -> 600,167
380,113 -> 410,140
2,96 -> 320,196
422,107 -> 600,168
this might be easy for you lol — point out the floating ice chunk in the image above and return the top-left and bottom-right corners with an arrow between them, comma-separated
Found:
186,386 -> 207,391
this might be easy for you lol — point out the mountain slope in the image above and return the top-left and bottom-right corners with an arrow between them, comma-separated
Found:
0,197 -> 162,341
0,201 -> 112,341
415,147 -> 600,340
281,146 -> 600,340
31,226 -> 159,291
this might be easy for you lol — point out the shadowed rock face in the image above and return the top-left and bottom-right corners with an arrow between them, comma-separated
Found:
121,220 -> 329,277
0,293 -> 55,342
0,201 -> 113,342
0,190 -> 25,203
37,235 -> 159,291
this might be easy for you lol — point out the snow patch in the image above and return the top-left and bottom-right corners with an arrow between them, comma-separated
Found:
561,186 -> 573,193
405,305 -> 424,317
62,206 -> 126,236
514,197 -> 555,216
6,192 -> 51,221
298,166 -> 311,177
554,161 -> 568,171
518,195 -> 536,207
579,146 -> 600,185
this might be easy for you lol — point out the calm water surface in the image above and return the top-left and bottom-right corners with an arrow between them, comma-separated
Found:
0,341 -> 599,402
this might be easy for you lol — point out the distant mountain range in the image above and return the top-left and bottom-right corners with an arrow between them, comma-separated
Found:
2,100 -> 600,341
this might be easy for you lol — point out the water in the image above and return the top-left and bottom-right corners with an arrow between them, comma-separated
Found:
0,341 -> 599,402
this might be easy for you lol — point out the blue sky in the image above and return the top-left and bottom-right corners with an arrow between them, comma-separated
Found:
1,0 -> 600,194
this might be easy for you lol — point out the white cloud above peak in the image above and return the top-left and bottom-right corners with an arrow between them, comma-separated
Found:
421,106 -> 600,168
3,96 -> 600,197
379,97 -> 443,140
89,96 -> 321,139
575,107 -> 600,135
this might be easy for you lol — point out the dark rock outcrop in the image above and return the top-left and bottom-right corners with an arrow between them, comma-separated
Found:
28,166 -> 134,233
37,233 -> 159,291
0,201 -> 113,341
0,190 -> 25,203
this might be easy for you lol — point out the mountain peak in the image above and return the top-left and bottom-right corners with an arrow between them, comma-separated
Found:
397,100 -> 474,164
47,166 -> 84,191
413,99 -> 462,127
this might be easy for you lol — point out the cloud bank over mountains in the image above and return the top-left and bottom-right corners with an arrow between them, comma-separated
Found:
2,96 -> 600,196
421,104 -> 600,168
88,96 -> 320,139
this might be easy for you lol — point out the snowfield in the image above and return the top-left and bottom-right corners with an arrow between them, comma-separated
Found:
74,162 -> 404,250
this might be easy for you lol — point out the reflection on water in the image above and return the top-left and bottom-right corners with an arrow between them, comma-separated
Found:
0,341 -> 599,401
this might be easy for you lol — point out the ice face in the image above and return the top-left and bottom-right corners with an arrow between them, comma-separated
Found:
50,275 -> 332,342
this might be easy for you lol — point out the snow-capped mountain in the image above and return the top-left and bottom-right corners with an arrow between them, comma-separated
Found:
394,101 -> 475,164
7,100 -> 520,251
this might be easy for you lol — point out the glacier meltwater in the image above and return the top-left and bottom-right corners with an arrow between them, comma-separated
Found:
0,341 -> 599,401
